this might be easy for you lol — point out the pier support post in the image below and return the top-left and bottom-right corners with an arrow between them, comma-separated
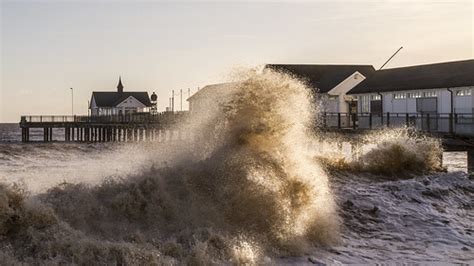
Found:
44,128 -> 48,142
21,128 -> 26,142
468,150 -> 474,177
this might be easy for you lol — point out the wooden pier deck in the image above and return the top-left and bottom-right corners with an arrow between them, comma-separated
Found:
19,112 -> 188,143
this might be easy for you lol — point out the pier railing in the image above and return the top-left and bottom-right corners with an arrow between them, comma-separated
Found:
20,112 -> 189,125
319,112 -> 474,136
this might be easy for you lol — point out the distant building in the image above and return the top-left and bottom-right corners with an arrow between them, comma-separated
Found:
89,77 -> 153,116
348,59 -> 474,115
265,64 -> 376,115
187,83 -> 237,115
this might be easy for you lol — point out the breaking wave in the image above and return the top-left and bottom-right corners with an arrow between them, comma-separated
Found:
0,70 -> 339,264
316,128 -> 444,177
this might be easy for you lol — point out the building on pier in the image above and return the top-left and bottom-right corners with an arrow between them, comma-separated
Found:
187,83 -> 238,115
348,59 -> 474,134
89,77 -> 153,116
264,64 -> 376,116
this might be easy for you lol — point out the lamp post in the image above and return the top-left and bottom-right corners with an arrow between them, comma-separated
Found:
70,87 -> 74,115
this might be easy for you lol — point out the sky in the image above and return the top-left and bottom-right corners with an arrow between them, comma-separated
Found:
0,0 -> 472,122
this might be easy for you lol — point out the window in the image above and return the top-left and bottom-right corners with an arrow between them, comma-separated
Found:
360,95 -> 370,113
408,92 -> 422,98
393,93 -> 406,99
423,91 -> 438,98
371,94 -> 381,100
456,89 -> 472,96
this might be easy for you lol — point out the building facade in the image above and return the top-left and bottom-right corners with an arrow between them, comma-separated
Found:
349,60 -> 474,114
348,59 -> 474,134
265,64 -> 376,127
265,64 -> 376,113
89,77 -> 153,116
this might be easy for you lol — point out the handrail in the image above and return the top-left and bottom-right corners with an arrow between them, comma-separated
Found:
20,111 -> 189,124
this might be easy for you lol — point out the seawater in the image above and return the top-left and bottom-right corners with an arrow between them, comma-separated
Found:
0,70 -> 472,264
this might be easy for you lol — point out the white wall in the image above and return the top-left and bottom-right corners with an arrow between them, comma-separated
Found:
354,87 -> 474,114
327,71 -> 368,113
89,96 -> 148,116
439,90 -> 451,113
453,86 -> 474,113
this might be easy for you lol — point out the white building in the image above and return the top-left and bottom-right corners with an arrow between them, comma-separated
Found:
265,64 -> 375,113
348,59 -> 474,134
89,77 -> 153,116
187,82 -> 237,115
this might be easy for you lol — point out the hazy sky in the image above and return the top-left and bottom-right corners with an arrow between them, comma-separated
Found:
1,0 -> 472,122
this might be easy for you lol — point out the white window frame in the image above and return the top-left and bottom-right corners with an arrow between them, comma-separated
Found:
456,88 -> 472,96
423,91 -> 438,98
408,92 -> 422,98
371,94 -> 381,100
359,95 -> 370,113
393,93 -> 406,99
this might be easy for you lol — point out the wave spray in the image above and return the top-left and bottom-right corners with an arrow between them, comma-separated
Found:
0,70 -> 338,264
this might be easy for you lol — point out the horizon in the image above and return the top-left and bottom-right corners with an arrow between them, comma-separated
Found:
1,0 -> 473,123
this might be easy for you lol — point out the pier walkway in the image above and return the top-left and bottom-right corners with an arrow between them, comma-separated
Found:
19,112 -> 188,143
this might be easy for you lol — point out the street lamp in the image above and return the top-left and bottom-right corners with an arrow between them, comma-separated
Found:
70,87 -> 74,115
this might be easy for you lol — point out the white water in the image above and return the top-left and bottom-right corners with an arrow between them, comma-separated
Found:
0,70 -> 472,264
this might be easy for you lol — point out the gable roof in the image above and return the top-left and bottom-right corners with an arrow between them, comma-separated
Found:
348,59 -> 474,94
90,92 -> 152,108
187,82 -> 238,102
265,64 -> 376,93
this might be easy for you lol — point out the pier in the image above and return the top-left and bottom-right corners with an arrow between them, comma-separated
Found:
20,112 -> 188,143
19,111 -> 474,174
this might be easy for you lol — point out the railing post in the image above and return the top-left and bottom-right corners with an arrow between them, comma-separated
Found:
427,113 -> 431,132
386,112 -> 390,127
449,113 -> 453,134
337,113 -> 341,129
369,113 -> 372,129
352,113 -> 356,130
323,112 -> 327,128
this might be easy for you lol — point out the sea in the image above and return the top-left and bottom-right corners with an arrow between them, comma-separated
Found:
0,70 -> 472,265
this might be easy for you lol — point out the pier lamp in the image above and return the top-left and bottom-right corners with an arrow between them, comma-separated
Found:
70,87 -> 74,115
